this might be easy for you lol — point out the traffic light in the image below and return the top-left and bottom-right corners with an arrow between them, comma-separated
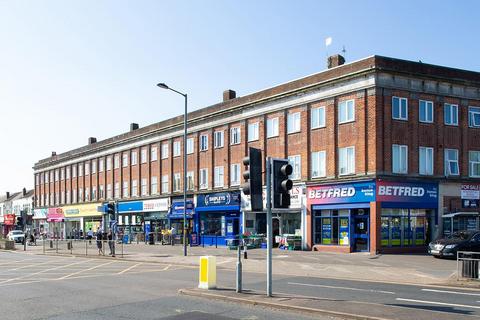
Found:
107,202 -> 115,221
241,147 -> 263,211
272,159 -> 293,208
16,216 -> 23,226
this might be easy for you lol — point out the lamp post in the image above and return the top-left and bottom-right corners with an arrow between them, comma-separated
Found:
157,83 -> 188,257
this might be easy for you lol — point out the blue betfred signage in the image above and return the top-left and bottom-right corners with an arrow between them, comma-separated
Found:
376,181 -> 438,204
197,192 -> 241,208
307,181 -> 376,205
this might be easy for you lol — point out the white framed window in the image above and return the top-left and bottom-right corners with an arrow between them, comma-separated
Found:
266,118 -> 279,138
123,181 -> 129,198
141,149 -> 147,163
66,191 -> 71,204
186,138 -> 194,154
200,168 -> 208,189
92,187 -> 97,201
214,131 -> 224,148
151,146 -> 158,161
200,135 -> 208,151
122,153 -> 129,167
72,190 -> 77,203
55,169 -> 59,181
214,166 -> 224,188
311,106 -> 326,129
392,97 -> 408,120
78,165 -> 83,177
173,173 -> 181,192
107,184 -> 112,199
311,151 -> 326,178
99,159 -> 104,172
85,163 -> 90,175
162,143 -> 169,159
248,122 -> 259,142
151,176 -> 158,194
287,112 -> 301,133
114,183 -> 120,199
132,180 -> 138,197
92,161 -> 97,174
131,151 -> 137,165
392,144 -> 408,174
444,149 -> 459,176
230,163 -> 241,186
173,141 -> 181,157
187,171 -> 194,190
141,178 -> 148,196
67,167 -> 71,179
50,171 -> 54,182
469,151 -> 480,177
419,147 -> 434,176
99,185 -> 104,199
79,188 -> 83,202
230,127 -> 241,145
107,157 -> 112,171
419,100 -> 434,123
288,155 -> 301,180
85,187 -> 90,201
469,106 -> 480,128
339,99 -> 355,123
339,146 -> 355,175
114,155 -> 120,169
45,172 -> 49,183
444,103 -> 458,126
61,191 -> 65,204
60,168 -> 65,180
161,175 -> 169,194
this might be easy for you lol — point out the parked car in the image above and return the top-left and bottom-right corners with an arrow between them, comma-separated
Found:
7,230 -> 25,243
428,231 -> 480,258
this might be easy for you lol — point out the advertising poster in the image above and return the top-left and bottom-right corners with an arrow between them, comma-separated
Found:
339,217 -> 349,246
322,218 -> 332,244
381,218 -> 389,246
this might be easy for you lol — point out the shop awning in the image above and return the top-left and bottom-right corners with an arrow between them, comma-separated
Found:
195,205 -> 240,212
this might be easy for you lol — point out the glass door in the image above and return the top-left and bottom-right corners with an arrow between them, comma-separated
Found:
353,215 -> 369,252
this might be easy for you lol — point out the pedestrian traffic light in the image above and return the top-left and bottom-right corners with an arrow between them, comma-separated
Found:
272,159 -> 293,208
241,147 -> 263,211
107,202 -> 115,221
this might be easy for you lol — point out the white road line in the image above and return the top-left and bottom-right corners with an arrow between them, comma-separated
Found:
117,263 -> 142,275
162,264 -> 171,271
288,282 -> 396,295
422,288 -> 480,297
396,298 -> 480,310
58,261 -> 116,280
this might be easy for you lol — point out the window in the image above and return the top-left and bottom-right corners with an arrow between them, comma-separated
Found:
230,164 -> 241,186
151,176 -> 158,194
339,100 -> 355,123
339,146 -> 355,175
122,153 -> 129,167
99,185 -> 104,199
162,144 -> 169,159
66,167 -> 71,179
313,210 -> 350,246
266,118 -> 279,138
444,103 -> 458,126
85,163 -> 90,175
66,191 -> 70,204
92,187 -> 97,201
173,173 -> 181,192
230,127 -> 241,145
114,183 -> 120,199
85,187 -> 90,201
186,138 -> 194,154
444,149 -> 459,176
287,112 -> 301,133
392,144 -> 408,174
79,188 -> 83,202
45,172 -> 49,183
419,147 -> 434,175
214,131 -> 224,148
248,122 -> 259,141
200,168 -> 208,189
78,165 -> 83,177
162,175 -> 169,194
469,107 -> 480,128
61,191 -> 65,204
311,151 -> 326,178
173,141 -> 181,157
106,157 -> 112,171
214,166 -> 224,188
470,151 -> 480,177
99,159 -> 104,172
114,155 -> 120,169
92,161 -> 97,174
392,97 -> 408,120
187,171 -> 194,190
141,178 -> 148,196
419,100 -> 434,123
200,135 -> 208,151
107,184 -> 112,199
288,155 -> 301,180
132,180 -> 138,197
141,149 -> 147,163
131,151 -> 137,165
123,181 -> 129,198
151,146 -> 158,161
311,106 -> 326,129
55,169 -> 59,181
60,168 -> 65,180
50,171 -> 54,182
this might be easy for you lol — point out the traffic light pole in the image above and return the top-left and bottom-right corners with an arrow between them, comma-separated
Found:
266,157 -> 272,297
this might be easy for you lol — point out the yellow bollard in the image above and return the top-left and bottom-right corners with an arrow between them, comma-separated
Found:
198,256 -> 216,289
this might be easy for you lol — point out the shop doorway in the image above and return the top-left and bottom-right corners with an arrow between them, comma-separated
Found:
225,216 -> 240,238
353,215 -> 369,252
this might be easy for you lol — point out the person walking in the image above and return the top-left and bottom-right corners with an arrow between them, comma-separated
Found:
96,230 -> 103,255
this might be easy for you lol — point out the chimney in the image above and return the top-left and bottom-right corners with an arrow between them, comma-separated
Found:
51,151 -> 56,157
88,137 -> 97,145
223,89 -> 236,102
327,54 -> 346,69
22,188 -> 26,196
6,192 -> 9,199
130,123 -> 139,131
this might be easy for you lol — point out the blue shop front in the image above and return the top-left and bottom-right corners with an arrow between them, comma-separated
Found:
117,200 -> 144,242
197,191 -> 241,246
168,200 -> 196,243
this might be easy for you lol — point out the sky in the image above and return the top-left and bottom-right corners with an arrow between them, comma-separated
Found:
0,0 -> 479,195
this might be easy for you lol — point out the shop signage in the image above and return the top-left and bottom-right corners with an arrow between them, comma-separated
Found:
242,185 -> 304,211
197,192 -> 240,208
169,200 -> 194,219
47,207 -> 64,222
307,181 -> 375,205
143,198 -> 170,212
461,184 -> 480,200
376,181 -> 438,204
63,203 -> 102,217
117,201 -> 143,213
33,208 -> 47,220
4,214 -> 15,225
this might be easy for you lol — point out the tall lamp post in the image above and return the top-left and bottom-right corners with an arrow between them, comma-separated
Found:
157,83 -> 188,257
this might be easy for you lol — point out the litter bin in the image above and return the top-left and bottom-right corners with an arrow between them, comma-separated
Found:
49,240 -> 54,249
148,233 -> 155,245
67,241 -> 72,250
461,254 -> 479,278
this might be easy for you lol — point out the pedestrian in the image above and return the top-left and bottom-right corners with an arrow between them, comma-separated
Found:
107,230 -> 115,257
87,228 -> 93,245
96,230 -> 103,255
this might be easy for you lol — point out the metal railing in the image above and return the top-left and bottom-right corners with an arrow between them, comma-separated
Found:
42,238 -> 124,258
457,251 -> 480,280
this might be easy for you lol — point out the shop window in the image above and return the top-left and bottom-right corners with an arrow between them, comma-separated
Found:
444,103 -> 458,126
469,151 -> 480,177
313,210 -> 349,246
201,214 -> 225,236
381,209 -> 429,247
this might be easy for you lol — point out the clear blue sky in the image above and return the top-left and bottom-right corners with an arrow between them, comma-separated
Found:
0,0 -> 478,195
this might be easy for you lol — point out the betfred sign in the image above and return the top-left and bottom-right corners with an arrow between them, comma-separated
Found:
307,181 -> 375,205
376,181 -> 437,204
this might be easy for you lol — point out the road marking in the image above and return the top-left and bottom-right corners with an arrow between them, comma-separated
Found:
288,282 -> 396,295
396,298 -> 480,310
58,261 -> 116,280
162,264 -> 171,271
422,288 -> 480,296
117,263 -> 141,275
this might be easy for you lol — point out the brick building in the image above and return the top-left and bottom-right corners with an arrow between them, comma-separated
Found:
33,55 -> 480,253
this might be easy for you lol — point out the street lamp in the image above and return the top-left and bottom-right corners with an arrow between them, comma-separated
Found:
157,82 -> 188,257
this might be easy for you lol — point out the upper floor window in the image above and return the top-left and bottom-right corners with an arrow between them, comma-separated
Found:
78,165 -> 83,177
114,155 -> 120,169
230,164 -> 241,186
200,168 -> 208,189
339,99 -> 355,123
392,97 -> 408,120
162,175 -> 169,194
444,149 -> 459,176
444,103 -> 458,126
287,112 -> 301,133
230,127 -> 241,145
132,180 -> 138,197
162,143 -> 169,159
131,151 -> 137,165
288,155 -> 301,180
107,157 -> 112,171
173,141 -> 181,157
151,176 -> 158,195
339,146 -> 355,175
311,151 -> 326,178
173,173 -> 181,192
200,135 -> 209,151
141,178 -> 148,196
151,147 -> 158,162
214,131 -> 224,148
55,169 -> 59,181
60,168 -> 65,180
311,106 -> 326,129
419,147 -> 434,176
248,122 -> 259,142
85,163 -> 90,175
392,144 -> 408,174
419,100 -> 434,123
214,166 -> 224,188
122,153 -> 129,167
66,167 -> 70,179
266,118 -> 279,138
72,166 -> 77,178
186,138 -> 194,154
123,181 -> 129,198
99,159 -> 104,172
187,171 -> 194,191
469,151 -> 480,177
141,148 -> 148,163
92,161 -> 97,174
469,106 -> 480,128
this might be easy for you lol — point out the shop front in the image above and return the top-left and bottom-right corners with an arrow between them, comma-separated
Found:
143,198 -> 170,240
3,214 -> 16,235
33,208 -> 48,236
440,183 -> 480,236
62,203 -> 103,238
197,191 -> 241,246
168,200 -> 195,243
47,207 -> 65,239
117,201 -> 144,241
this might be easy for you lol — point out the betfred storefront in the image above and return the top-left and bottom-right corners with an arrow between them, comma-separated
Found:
306,180 -> 438,254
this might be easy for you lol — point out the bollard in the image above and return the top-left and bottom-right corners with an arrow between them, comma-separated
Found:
56,239 -> 58,254
43,238 -> 45,254
50,240 -> 53,249
198,256 -> 216,289
85,240 -> 88,256
215,235 -> 218,248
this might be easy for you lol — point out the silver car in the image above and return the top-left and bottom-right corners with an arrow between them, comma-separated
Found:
7,230 -> 25,243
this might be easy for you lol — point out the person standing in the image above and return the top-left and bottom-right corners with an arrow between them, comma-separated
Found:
107,230 -> 115,257
96,230 -> 103,255
87,228 -> 93,244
